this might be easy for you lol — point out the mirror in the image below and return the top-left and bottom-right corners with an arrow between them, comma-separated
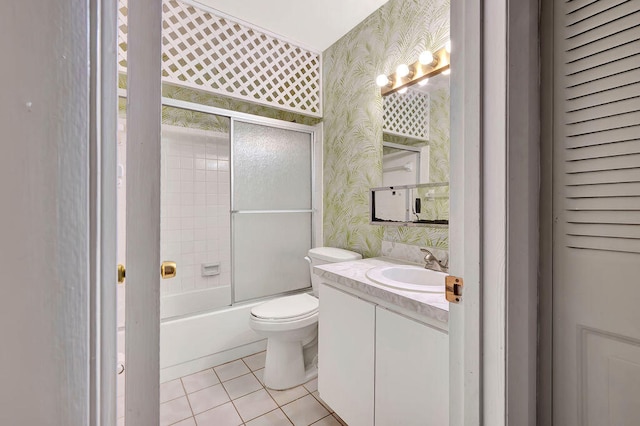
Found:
374,70 -> 450,226
371,182 -> 449,225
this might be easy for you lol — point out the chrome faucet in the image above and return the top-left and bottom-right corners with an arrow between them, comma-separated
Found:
420,248 -> 449,273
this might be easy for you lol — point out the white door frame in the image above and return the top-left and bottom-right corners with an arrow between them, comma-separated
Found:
89,0 -> 118,425
448,0 -> 482,422
450,0 -> 540,424
89,0 -> 541,423
123,0 -> 163,424
538,0 -> 555,422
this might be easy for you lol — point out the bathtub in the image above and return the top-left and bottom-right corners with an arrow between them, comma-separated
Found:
118,299 -> 268,383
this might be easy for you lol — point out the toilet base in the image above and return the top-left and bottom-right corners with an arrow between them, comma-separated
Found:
262,338 -> 318,390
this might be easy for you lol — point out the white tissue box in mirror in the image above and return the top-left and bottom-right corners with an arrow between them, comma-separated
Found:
370,182 -> 449,226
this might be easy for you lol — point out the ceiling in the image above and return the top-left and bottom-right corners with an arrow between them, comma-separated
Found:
194,0 -> 390,52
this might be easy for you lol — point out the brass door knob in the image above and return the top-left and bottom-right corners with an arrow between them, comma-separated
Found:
117,264 -> 126,284
161,261 -> 177,279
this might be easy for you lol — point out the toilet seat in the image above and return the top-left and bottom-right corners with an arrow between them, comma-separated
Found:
251,294 -> 319,323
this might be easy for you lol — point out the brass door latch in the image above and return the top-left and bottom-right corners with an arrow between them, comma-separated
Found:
117,264 -> 126,284
117,261 -> 177,284
445,276 -> 463,303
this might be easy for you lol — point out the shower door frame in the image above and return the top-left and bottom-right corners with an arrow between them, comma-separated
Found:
161,97 -> 323,306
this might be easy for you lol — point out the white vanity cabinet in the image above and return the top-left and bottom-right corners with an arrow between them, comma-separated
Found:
318,282 -> 448,426
375,307 -> 449,425
318,283 -> 376,426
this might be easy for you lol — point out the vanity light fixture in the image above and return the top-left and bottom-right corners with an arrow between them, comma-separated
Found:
396,63 -> 411,78
376,74 -> 391,87
419,51 -> 434,65
398,87 -> 408,94
377,43 -> 451,96
418,78 -> 429,86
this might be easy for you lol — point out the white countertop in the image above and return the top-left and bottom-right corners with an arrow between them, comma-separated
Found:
313,257 -> 449,325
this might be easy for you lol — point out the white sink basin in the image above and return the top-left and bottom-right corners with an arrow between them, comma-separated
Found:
365,265 -> 447,293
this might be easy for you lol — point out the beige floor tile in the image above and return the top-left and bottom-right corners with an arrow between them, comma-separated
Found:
245,408 -> 294,426
160,396 -> 192,426
303,377 -> 318,393
181,369 -> 219,394
187,383 -> 230,414
172,417 -> 196,426
332,413 -> 348,425
281,394 -> 329,426
195,402 -> 243,426
311,391 -> 333,413
243,351 -> 267,371
160,379 -> 185,403
215,359 -> 251,382
254,368 -> 265,385
233,389 -> 279,422
311,414 -> 342,426
267,385 -> 308,406
223,372 -> 262,399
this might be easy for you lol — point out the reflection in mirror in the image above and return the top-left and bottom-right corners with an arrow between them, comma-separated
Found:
371,183 -> 449,225
376,71 -> 450,226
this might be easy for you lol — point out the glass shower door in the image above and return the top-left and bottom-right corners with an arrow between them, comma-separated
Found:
232,120 -> 314,302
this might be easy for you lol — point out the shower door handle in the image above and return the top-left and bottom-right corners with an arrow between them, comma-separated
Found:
161,261 -> 177,279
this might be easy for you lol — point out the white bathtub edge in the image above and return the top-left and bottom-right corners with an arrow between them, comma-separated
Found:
160,338 -> 267,383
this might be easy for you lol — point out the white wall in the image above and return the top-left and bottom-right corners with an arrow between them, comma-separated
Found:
0,0 -> 90,424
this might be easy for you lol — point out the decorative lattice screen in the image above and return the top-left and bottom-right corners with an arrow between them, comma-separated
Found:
117,0 -> 322,117
383,91 -> 430,141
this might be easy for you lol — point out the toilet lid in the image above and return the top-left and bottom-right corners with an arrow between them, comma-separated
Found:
251,294 -> 319,320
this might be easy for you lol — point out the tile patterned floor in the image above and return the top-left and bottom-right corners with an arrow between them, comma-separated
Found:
117,351 -> 347,426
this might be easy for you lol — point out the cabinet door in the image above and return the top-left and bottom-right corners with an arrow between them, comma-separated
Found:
375,307 -> 449,426
318,283 -> 375,426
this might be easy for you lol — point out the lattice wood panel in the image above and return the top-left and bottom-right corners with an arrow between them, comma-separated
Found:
383,91 -> 430,141
117,0 -> 322,117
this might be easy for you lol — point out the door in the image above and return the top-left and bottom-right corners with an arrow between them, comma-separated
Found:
123,0 -> 163,424
551,0 -> 640,424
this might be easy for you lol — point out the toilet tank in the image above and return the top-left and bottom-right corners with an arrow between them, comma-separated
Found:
306,247 -> 362,296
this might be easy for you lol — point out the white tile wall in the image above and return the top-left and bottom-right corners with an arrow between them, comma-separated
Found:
116,120 -> 232,328
160,126 -> 231,309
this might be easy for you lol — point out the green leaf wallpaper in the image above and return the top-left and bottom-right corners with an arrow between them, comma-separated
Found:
323,0 -> 450,258
118,0 -> 450,259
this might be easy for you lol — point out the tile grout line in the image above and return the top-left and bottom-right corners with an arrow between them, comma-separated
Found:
188,367 -> 225,425
219,362 -> 245,424
310,413 -> 335,426
178,375 -> 196,418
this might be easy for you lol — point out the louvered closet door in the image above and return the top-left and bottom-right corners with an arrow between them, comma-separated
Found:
552,0 -> 640,424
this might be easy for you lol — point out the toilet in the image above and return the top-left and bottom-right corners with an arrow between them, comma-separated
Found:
249,247 -> 362,390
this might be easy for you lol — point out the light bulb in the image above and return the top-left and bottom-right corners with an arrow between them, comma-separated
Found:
442,68 -> 451,75
396,64 -> 410,78
398,87 -> 408,94
376,74 -> 390,87
419,51 -> 434,65
418,78 -> 429,86
445,40 -> 451,53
